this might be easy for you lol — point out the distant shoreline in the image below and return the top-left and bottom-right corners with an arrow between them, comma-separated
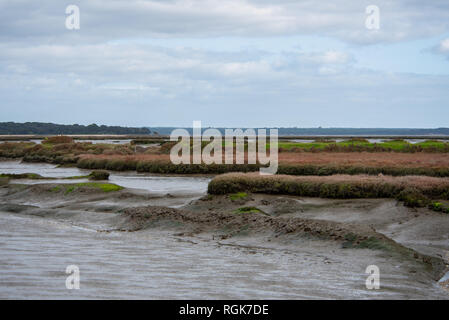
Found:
2,122 -> 449,137
1,134 -> 449,141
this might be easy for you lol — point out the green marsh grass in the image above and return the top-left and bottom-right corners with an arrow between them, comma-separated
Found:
229,192 -> 248,201
62,182 -> 124,194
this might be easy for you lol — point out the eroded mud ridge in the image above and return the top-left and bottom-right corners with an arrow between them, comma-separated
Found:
1,181 -> 448,299
120,196 -> 448,281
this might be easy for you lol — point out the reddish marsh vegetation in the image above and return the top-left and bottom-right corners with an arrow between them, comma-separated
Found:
278,152 -> 449,168
208,172 -> 449,202
1,138 -> 449,176
75,152 -> 449,177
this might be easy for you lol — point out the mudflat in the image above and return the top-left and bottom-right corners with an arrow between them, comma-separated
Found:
0,182 -> 448,299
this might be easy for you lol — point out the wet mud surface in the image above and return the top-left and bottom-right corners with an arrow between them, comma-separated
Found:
0,181 -> 448,299
0,161 -> 448,299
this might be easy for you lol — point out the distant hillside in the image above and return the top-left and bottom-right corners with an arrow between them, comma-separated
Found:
0,122 -> 151,135
149,127 -> 449,136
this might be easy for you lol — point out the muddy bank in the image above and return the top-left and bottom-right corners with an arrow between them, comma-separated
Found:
186,194 -> 449,271
0,182 -> 204,211
119,200 -> 446,281
2,183 -> 448,281
1,182 -> 448,298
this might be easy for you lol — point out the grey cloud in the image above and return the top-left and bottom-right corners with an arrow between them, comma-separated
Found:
1,0 -> 449,127
1,40 -> 448,126
1,0 -> 449,44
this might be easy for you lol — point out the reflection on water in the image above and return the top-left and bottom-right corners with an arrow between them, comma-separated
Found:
11,139 -> 133,145
74,139 -> 132,145
0,161 -> 210,194
109,173 -> 210,194
286,138 -> 447,144
0,161 -> 88,177
289,139 -> 315,143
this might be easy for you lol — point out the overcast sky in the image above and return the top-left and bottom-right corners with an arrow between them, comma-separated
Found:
1,0 -> 449,128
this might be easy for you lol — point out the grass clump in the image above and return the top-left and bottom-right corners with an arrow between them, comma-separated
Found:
65,185 -> 76,194
76,182 -> 123,192
342,233 -> 388,250
396,188 -> 430,208
88,170 -> 110,180
229,192 -> 248,201
428,202 -> 449,214
62,182 -> 123,194
342,233 -> 358,248
357,237 -> 389,250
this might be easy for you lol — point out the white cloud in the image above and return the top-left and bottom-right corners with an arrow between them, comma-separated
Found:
439,38 -> 449,52
321,51 -> 349,64
218,61 -> 271,76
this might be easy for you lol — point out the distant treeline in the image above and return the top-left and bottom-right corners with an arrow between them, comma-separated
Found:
2,122 -> 448,136
0,122 -> 151,135
148,127 -> 449,136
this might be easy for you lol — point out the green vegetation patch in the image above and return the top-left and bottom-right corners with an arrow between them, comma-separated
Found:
88,170 -> 110,180
0,172 -> 93,180
416,140 -> 448,151
229,192 -> 248,201
75,182 -> 123,192
62,182 -> 123,194
277,139 -> 449,153
65,185 -> 76,194
209,174 -> 449,216
428,202 -> 449,214
396,188 -> 430,208
357,237 -> 390,250
342,233 -> 389,250
50,186 -> 61,192
0,173 -> 46,179
342,233 -> 357,248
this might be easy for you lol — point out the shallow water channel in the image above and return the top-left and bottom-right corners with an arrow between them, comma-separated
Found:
0,161 -> 210,194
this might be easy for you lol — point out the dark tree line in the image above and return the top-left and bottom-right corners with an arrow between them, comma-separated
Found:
0,122 -> 151,135
148,126 -> 449,136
